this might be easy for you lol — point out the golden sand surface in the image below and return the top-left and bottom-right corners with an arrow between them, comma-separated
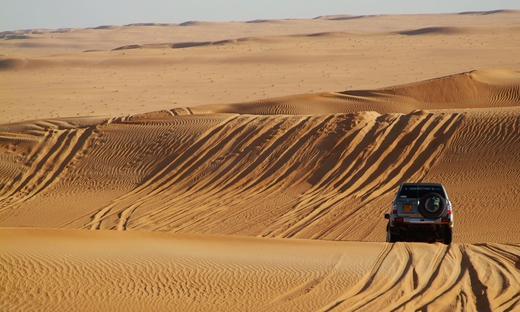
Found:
1,10 -> 520,311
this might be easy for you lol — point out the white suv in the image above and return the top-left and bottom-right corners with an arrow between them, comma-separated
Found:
385,182 -> 453,244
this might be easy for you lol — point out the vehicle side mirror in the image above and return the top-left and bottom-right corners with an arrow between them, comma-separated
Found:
384,213 -> 390,219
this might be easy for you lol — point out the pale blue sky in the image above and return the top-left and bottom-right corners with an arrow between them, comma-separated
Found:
1,0 -> 519,31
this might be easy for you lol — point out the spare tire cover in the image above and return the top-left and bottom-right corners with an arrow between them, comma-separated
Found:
418,192 -> 446,218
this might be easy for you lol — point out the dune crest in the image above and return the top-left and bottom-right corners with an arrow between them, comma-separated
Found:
188,70 -> 520,115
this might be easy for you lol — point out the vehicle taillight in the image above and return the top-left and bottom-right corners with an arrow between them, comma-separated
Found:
392,209 -> 397,214
446,201 -> 452,215
395,217 -> 404,222
441,217 -> 450,223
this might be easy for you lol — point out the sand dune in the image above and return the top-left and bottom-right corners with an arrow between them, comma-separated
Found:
1,70 -> 519,242
2,11 -> 520,311
189,70 -> 520,115
2,10 -> 519,52
1,229 -> 519,311
2,14 -> 520,124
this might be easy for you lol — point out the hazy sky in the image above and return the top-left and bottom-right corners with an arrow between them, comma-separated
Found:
1,0 -> 519,31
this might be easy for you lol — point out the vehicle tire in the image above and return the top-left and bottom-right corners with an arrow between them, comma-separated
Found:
386,224 -> 400,242
443,227 -> 453,245
418,192 -> 446,219
390,232 -> 400,242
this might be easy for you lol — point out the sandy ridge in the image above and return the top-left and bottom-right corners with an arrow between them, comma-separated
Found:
1,110 -> 463,239
2,10 -> 520,49
1,70 -> 520,243
189,70 -> 520,115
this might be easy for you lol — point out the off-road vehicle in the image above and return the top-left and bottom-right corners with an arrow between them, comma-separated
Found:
385,182 -> 453,244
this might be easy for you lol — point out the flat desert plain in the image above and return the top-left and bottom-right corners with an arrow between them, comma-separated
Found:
1,10 -> 520,311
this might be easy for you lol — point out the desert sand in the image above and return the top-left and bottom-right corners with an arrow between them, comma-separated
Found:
1,10 -> 520,311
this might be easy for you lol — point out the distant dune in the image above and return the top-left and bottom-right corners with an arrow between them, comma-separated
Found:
1,11 -> 520,311
188,70 -> 520,115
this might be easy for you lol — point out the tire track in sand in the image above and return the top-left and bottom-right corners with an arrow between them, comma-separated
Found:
263,111 -> 463,239
0,126 -> 98,209
85,114 -> 240,230
319,243 -> 520,312
80,110 -> 463,236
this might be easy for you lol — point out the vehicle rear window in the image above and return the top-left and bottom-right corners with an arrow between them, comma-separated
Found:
398,185 -> 446,198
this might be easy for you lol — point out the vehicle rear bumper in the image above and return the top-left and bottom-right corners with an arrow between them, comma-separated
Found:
399,217 -> 453,227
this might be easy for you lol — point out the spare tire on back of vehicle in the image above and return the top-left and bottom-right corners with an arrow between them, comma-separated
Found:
418,192 -> 446,218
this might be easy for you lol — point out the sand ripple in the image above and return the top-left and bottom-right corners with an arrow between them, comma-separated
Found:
1,229 -> 519,311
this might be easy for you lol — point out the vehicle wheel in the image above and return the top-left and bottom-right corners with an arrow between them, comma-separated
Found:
443,227 -> 453,245
418,192 -> 446,219
390,232 -> 400,242
386,224 -> 400,242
